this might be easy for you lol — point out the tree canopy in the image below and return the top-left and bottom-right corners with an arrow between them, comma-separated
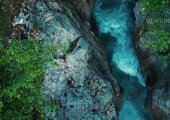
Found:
0,38 -> 58,119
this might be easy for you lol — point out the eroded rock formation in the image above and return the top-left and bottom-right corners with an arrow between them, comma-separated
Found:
13,0 -> 121,119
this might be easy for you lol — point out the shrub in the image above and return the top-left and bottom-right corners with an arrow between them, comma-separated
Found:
0,38 -> 58,119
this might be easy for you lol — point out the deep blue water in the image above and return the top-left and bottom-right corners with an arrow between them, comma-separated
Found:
93,0 -> 148,120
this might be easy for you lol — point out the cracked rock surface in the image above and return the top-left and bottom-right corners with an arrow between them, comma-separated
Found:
14,0 -> 120,119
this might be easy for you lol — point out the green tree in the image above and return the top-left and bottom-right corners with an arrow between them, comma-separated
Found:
140,0 -> 170,60
141,0 -> 169,13
144,30 -> 170,53
0,38 -> 58,119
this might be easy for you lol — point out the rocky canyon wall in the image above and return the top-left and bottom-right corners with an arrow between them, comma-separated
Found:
134,1 -> 170,120
13,0 -> 121,119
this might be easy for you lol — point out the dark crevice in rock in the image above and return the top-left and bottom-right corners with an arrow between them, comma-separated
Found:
114,85 -> 124,113
90,17 -> 100,36
66,36 -> 81,53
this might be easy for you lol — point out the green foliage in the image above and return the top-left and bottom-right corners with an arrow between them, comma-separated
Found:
0,38 -> 3,50
0,38 -> 58,119
0,3 -> 11,36
140,0 -> 170,61
141,0 -> 169,13
144,30 -> 170,52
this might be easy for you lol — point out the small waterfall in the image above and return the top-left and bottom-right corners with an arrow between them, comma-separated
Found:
93,0 -> 148,120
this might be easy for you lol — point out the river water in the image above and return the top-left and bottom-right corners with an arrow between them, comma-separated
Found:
93,0 -> 148,120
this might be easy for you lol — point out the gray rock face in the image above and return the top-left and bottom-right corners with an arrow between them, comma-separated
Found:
152,78 -> 170,120
133,2 -> 147,30
134,2 -> 170,120
17,0 -> 120,119
70,0 -> 94,21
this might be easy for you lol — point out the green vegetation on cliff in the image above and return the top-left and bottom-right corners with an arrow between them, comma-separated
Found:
0,38 -> 58,119
141,0 -> 169,13
0,1 -> 61,119
141,0 -> 170,59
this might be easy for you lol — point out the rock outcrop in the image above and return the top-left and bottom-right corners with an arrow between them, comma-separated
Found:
14,0 -> 120,119
70,0 -> 94,21
134,2 -> 170,120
